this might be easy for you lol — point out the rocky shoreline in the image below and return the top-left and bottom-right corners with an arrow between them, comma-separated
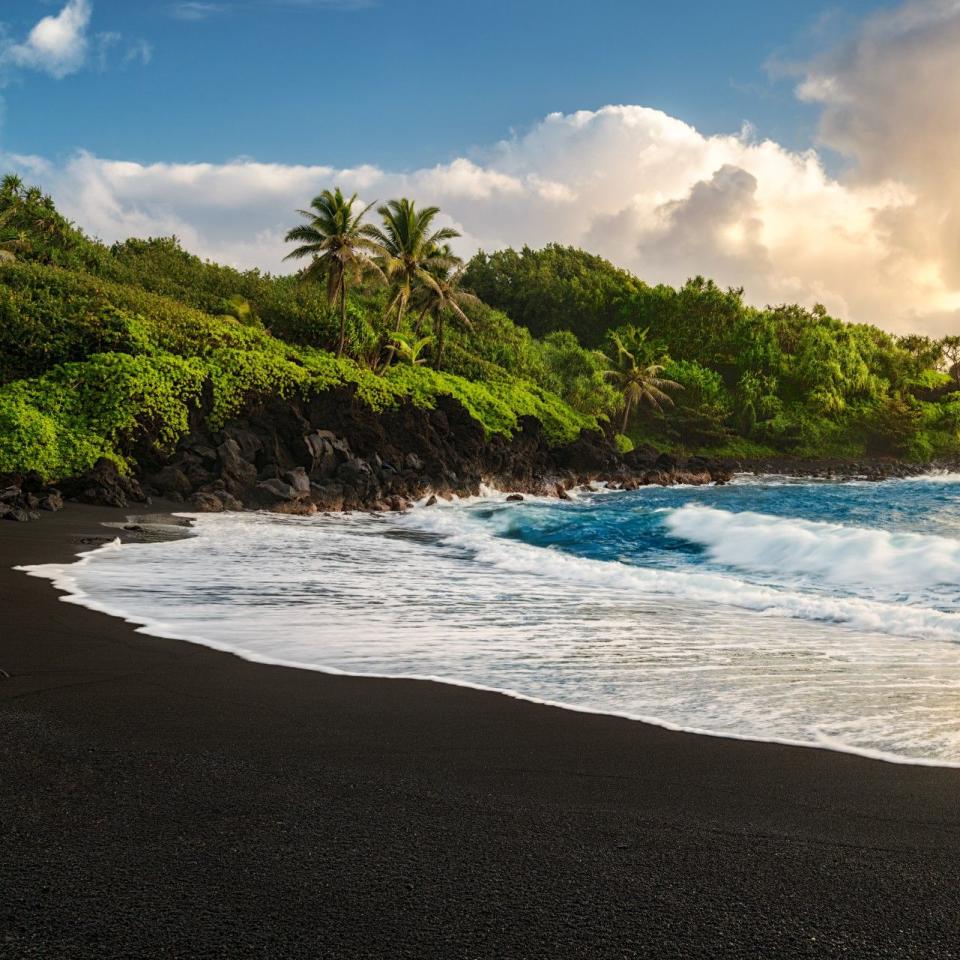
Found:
1,388 -> 956,522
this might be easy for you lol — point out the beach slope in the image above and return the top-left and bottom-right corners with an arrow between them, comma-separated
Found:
2,506 -> 960,958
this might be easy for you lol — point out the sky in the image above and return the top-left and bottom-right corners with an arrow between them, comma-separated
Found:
1,0 -> 959,336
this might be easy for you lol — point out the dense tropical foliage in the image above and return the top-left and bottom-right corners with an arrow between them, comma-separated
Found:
2,173 -> 960,484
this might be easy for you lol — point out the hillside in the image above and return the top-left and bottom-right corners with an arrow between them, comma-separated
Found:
2,175 -> 960,515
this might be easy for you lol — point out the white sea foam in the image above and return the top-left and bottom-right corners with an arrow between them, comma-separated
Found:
663,504 -> 960,593
19,487 -> 960,767
403,505 -> 960,642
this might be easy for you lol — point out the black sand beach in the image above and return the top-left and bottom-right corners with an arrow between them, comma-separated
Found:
2,505 -> 960,959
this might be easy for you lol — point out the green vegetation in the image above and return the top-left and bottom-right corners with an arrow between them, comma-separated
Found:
0,179 -> 597,481
2,170 -> 960,485
464,245 -> 960,460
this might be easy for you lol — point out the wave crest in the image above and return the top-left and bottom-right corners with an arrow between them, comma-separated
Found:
664,504 -> 960,593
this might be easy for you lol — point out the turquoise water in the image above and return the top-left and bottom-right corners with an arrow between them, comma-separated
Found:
24,474 -> 960,765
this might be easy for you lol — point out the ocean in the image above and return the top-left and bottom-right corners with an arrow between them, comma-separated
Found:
25,473 -> 960,766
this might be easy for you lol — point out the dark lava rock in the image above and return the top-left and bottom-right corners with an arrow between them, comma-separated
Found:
61,458 -> 148,508
284,467 -> 311,496
218,438 -> 258,488
257,478 -> 301,502
190,492 -> 225,513
506,494 -> 524,502
425,494 -> 438,507
38,492 -> 64,512
149,465 -> 193,499
221,425 -> 262,461
219,492 -> 244,511
6,508 -> 40,522
556,483 -> 571,501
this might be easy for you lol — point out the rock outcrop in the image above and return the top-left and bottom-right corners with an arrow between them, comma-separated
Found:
134,389 -> 732,514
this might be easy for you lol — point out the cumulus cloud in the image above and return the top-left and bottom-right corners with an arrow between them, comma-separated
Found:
5,104 -> 920,330
8,0 -> 960,336
795,0 -> 960,332
2,0 -> 92,78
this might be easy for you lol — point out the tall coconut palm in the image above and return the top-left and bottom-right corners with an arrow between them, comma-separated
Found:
603,333 -> 681,434
410,252 -> 479,370
284,188 -> 382,358
361,198 -> 460,368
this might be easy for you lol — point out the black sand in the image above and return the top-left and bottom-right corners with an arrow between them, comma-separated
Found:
2,504 -> 960,958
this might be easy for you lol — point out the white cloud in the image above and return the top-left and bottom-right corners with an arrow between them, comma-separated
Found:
123,39 -> 153,66
3,0 -> 92,79
169,3 -> 230,21
7,0 -> 960,336
2,102 -> 934,333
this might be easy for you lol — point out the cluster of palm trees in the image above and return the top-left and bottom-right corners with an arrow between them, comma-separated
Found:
0,174 -> 69,263
284,188 -> 477,370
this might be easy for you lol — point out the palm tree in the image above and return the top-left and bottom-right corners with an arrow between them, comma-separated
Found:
391,333 -> 434,366
410,252 -> 479,370
603,333 -> 681,434
0,206 -> 28,264
284,188 -> 382,358
362,198 -> 460,368
0,174 -> 24,199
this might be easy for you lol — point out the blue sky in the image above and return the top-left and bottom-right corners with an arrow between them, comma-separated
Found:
2,0 -> 958,336
2,0 -> 887,168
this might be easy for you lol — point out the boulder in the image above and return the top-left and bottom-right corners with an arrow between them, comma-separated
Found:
306,434 -> 339,480
61,458 -> 148,508
219,492 -> 244,512
310,482 -> 346,512
506,493 -> 524,502
555,483 -> 571,501
257,478 -> 302,502
6,508 -> 40,522
38,492 -> 64,512
149,465 -> 193,499
305,429 -> 349,460
222,425 -> 262,461
283,467 -> 311,496
218,438 -> 258,490
270,500 -> 318,516
190,492 -> 224,512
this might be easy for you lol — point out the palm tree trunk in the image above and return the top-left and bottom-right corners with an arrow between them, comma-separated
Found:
621,394 -> 633,435
336,279 -> 347,359
412,306 -> 429,337
434,316 -> 445,371
379,300 -> 406,373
